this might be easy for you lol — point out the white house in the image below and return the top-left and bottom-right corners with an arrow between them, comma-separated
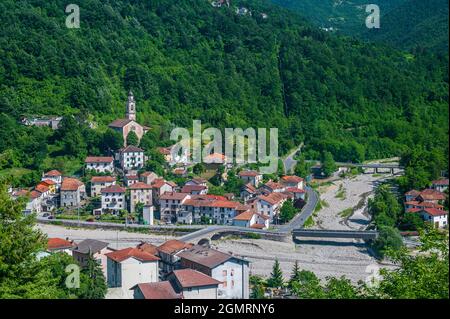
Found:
418,208 -> 448,229
60,178 -> 86,208
159,192 -> 190,223
238,170 -> 263,187
233,210 -> 270,229
106,247 -> 160,298
84,156 -> 114,174
280,175 -> 304,189
90,176 -> 116,197
117,145 -> 145,171
256,192 -> 289,221
168,269 -> 221,299
42,170 -> 63,188
178,245 -> 250,299
129,182 -> 153,213
101,185 -> 126,214
431,179 -> 449,193
47,238 -> 75,254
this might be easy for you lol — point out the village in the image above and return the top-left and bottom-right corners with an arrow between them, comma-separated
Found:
7,91 -> 449,299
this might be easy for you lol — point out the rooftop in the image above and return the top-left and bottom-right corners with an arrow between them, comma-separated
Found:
101,185 -> 126,193
171,269 -> 221,288
106,247 -> 160,263
178,245 -> 245,269
91,176 -> 116,183
73,239 -> 109,254
85,156 -> 114,163
131,282 -> 181,299
61,178 -> 84,191
129,182 -> 152,190
157,240 -> 193,255
47,238 -> 74,251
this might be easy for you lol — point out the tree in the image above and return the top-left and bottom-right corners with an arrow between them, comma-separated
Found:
372,226 -> 404,257
294,154 -> 312,178
267,259 -> 284,288
0,184 -> 63,298
102,129 -> 123,152
321,151 -> 337,177
193,163 -> 206,175
289,270 -> 325,298
126,131 -> 139,146
78,255 -> 107,299
288,260 -> 301,288
250,275 -> 266,299
366,227 -> 449,299
279,199 -> 296,223
325,276 -> 360,299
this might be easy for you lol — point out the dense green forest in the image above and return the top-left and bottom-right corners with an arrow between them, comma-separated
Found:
0,0 -> 448,185
271,0 -> 449,53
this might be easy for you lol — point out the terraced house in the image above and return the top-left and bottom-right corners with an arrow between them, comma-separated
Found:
84,156 -> 114,174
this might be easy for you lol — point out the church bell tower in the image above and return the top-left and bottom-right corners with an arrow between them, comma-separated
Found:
126,90 -> 136,121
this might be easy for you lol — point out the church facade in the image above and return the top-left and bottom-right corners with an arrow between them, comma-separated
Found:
108,91 -> 149,146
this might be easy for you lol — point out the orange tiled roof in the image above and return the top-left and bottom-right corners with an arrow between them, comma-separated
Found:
106,247 -> 160,263
91,176 -> 116,183
157,240 -> 193,255
61,178 -> 84,191
47,238 -> 74,251
171,269 -> 221,288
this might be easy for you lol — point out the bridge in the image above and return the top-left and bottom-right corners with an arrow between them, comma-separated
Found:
308,160 -> 404,174
292,229 -> 379,240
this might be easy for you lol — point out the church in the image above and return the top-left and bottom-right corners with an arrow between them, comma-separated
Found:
109,91 -> 149,146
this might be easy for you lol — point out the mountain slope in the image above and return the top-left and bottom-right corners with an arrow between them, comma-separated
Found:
0,0 -> 448,179
272,0 -> 449,52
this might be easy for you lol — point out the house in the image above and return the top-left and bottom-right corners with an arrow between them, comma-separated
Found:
416,189 -> 446,204
181,184 -> 208,195
173,167 -> 188,177
90,176 -> 116,197
108,91 -> 149,146
240,183 -> 257,202
72,239 -> 112,276
238,170 -> 262,187
117,145 -> 145,171
35,184 -> 50,199
178,245 -> 250,299
130,281 -> 182,299
256,192 -> 289,221
185,178 -> 208,187
179,197 -> 248,225
405,189 -> 421,202
151,179 -> 177,205
106,247 -> 160,297
168,269 -> 221,299
431,179 -> 449,193
85,156 -> 114,174
157,240 -> 194,278
60,178 -> 86,208
47,238 -> 75,254
204,153 -> 228,165
417,208 -> 448,228
261,180 -> 286,193
124,174 -> 139,187
42,170 -> 63,187
233,210 -> 270,229
129,182 -> 153,213
38,179 -> 57,195
12,189 -> 43,215
140,171 -> 158,184
22,116 -> 62,130
280,175 -> 304,189
101,185 -> 126,214
285,187 -> 306,200
159,192 -> 190,223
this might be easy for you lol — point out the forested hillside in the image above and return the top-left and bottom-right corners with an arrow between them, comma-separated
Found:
272,0 -> 449,53
0,0 -> 448,184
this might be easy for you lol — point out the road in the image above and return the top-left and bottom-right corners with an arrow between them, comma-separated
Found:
283,143 -> 303,174
276,186 -> 319,232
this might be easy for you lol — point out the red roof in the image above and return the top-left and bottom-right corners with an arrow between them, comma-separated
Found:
258,192 -> 288,205
250,223 -> 266,229
101,185 -> 126,193
234,210 -> 270,221
61,178 -> 84,191
35,184 -> 49,193
160,192 -> 190,201
85,156 -> 113,163
405,189 -> 420,196
91,176 -> 116,183
157,240 -> 193,255
406,208 -> 421,213
238,170 -> 260,177
286,187 -> 306,193
432,179 -> 449,186
171,269 -> 221,288
281,175 -> 304,183
40,179 -> 56,186
120,145 -> 144,153
422,208 -> 448,217
136,242 -> 159,256
129,182 -> 152,190
418,189 -> 446,201
152,179 -> 175,189
264,180 -> 285,190
132,282 -> 181,299
109,118 -> 133,128
106,247 -> 160,262
181,185 -> 207,193
47,238 -> 74,251
44,169 -> 62,177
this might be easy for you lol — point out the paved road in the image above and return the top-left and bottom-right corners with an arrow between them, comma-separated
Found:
283,143 -> 303,174
276,186 -> 319,232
